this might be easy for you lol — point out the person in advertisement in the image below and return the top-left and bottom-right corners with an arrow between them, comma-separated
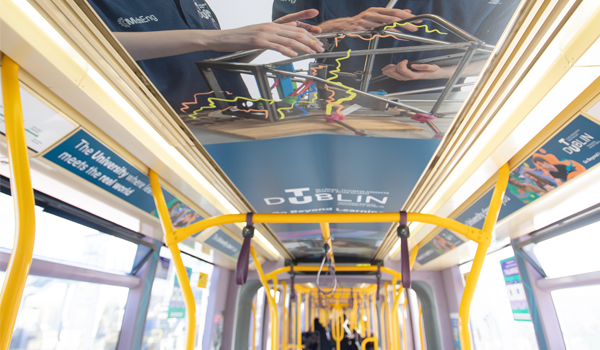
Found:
271,0 -> 520,91
86,0 -> 325,113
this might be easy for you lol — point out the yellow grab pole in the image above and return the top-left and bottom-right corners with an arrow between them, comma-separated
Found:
297,290 -> 302,348
458,164 -> 509,350
282,282 -> 288,350
350,297 -> 357,333
371,291 -> 378,340
361,338 -> 378,350
251,247 -> 279,350
252,301 -> 257,350
149,170 -> 196,350
331,304 -> 344,350
419,303 -> 424,350
320,222 -> 335,265
175,212 -> 478,245
401,296 -> 408,350
272,278 -> 279,350
0,56 -> 36,350
311,298 -> 316,332
304,292 -> 309,333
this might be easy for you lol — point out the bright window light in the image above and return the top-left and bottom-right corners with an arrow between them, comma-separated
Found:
534,221 -> 600,278
8,0 -> 282,258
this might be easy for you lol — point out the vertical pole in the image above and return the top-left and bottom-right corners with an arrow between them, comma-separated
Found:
305,292 -> 309,333
406,289 -> 421,350
251,247 -> 279,350
297,291 -> 302,347
458,164 -> 509,350
150,170 -> 196,350
252,301 -> 257,350
0,56 -> 36,350
281,282 -> 288,350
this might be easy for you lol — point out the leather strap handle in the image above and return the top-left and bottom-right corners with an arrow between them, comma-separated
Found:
236,213 -> 254,285
398,211 -> 411,289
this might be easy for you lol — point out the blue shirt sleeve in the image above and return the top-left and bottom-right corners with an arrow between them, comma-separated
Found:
272,0 -> 324,25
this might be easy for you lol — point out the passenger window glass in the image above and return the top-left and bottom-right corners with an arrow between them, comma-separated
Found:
552,285 -> 600,350
460,247 -> 538,350
0,192 -> 139,274
0,272 -> 129,350
142,246 -> 213,349
533,221 -> 600,278
252,287 -> 266,350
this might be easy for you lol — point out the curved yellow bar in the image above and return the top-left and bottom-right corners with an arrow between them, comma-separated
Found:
175,212 -> 475,244
361,337 -> 378,350
251,247 -> 279,350
0,56 -> 36,350
149,170 -> 196,350
458,164 -> 510,350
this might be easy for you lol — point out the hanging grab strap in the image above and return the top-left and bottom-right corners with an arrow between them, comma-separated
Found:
398,211 -> 411,289
236,213 -> 255,285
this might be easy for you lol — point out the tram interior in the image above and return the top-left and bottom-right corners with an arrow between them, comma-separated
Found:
1,0 -> 600,350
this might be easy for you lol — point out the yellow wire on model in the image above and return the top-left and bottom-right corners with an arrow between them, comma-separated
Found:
0,56 -> 37,350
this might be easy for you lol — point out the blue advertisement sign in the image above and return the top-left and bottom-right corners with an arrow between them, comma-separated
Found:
204,230 -> 242,259
417,115 -> 600,264
500,257 -> 531,321
44,129 -> 203,230
205,134 -> 439,260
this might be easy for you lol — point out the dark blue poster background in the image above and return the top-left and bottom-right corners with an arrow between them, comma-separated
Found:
417,115 -> 600,265
206,134 -> 440,260
44,129 -> 203,230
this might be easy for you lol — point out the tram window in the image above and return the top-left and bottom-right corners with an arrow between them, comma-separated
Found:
0,192 -> 139,274
551,285 -> 600,349
532,221 -> 600,278
141,246 -> 213,349
0,272 -> 129,349
460,247 -> 538,350
251,287 -> 266,350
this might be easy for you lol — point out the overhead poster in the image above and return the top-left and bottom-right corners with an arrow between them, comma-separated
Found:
82,0 -> 522,261
417,114 -> 600,265
43,129 -> 202,229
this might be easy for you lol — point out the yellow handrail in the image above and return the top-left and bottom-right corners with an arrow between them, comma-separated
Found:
252,300 -> 257,350
174,212 -> 477,245
304,292 -> 309,332
0,56 -> 36,350
149,170 -> 196,350
251,246 -> 279,350
331,304 -> 344,350
458,164 -> 510,350
296,290 -> 302,347
361,337 -> 378,350
148,162 -> 508,349
281,282 -> 288,350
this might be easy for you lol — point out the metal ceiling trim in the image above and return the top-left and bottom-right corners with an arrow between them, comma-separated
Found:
24,0 -> 292,260
374,0 -> 581,261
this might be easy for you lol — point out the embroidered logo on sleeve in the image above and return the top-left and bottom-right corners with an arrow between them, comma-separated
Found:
117,15 -> 158,28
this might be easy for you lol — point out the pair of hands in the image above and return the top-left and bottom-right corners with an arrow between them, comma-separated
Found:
209,9 -> 323,57
212,7 -> 440,80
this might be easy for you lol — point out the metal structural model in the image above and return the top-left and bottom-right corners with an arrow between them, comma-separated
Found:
195,15 -> 494,137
